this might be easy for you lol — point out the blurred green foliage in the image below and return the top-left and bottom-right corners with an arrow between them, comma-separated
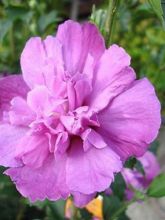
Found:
0,0 -> 69,73
117,0 -> 165,112
0,0 -> 165,219
147,173 -> 165,197
91,0 -> 165,113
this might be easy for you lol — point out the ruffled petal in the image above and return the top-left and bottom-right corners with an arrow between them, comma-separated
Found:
74,76 -> 92,108
87,45 -> 134,111
0,124 -> 27,167
66,139 -> 122,194
15,134 -> 49,169
0,75 -> 29,121
121,151 -> 160,200
94,45 -> 131,89
9,97 -> 35,126
27,86 -> 50,116
81,128 -> 107,151
55,132 -> 70,154
72,192 -> 96,207
98,78 -> 161,160
27,85 -> 66,117
138,151 -> 160,183
89,67 -> 135,112
21,36 -> 64,89
56,20 -> 105,74
5,154 -> 69,202
121,168 -> 142,189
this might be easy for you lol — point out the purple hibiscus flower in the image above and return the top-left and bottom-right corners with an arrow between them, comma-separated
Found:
122,151 -> 160,200
0,20 -> 161,207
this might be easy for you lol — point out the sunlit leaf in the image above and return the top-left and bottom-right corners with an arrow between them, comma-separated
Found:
147,173 -> 165,197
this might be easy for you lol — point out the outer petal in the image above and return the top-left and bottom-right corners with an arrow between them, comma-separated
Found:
122,168 -> 142,189
5,155 -> 69,202
27,85 -> 66,117
27,86 -> 50,116
21,36 -> 64,89
0,124 -> 27,167
56,20 -> 105,74
121,151 -> 160,200
72,192 -> 96,207
87,45 -> 134,111
138,151 -> 160,184
94,45 -> 131,88
98,78 -> 161,160
121,168 -> 142,200
0,75 -> 29,120
9,97 -> 35,126
81,129 -> 107,151
15,134 -> 49,169
66,139 -> 122,194
74,76 -> 92,108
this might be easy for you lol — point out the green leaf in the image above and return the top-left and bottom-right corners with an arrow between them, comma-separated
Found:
103,195 -> 121,220
90,6 -> 107,34
38,10 -> 59,33
134,190 -> 145,201
124,157 -> 145,175
0,20 -> 12,42
118,213 -> 131,220
147,173 -> 165,197
148,0 -> 165,28
6,6 -> 33,23
149,140 -> 160,154
111,173 -> 126,200
103,195 -> 130,220
161,0 -> 165,25
124,157 -> 137,169
134,160 -> 145,175
45,200 -> 66,220
79,208 -> 92,220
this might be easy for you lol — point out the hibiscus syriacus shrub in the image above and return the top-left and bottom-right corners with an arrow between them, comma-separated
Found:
0,19 -> 164,219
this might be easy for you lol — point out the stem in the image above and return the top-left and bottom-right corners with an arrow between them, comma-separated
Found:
104,0 -> 120,46
110,188 -> 146,220
9,24 -> 15,64
70,0 -> 79,20
71,205 -> 80,220
160,16 -> 165,29
159,0 -> 165,29
16,198 -> 26,220
105,0 -> 114,36
111,198 -> 136,220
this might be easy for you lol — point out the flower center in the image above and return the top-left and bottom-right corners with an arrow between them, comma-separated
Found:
60,106 -> 100,135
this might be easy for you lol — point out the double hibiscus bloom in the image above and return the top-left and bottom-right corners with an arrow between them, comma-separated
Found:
0,20 -> 161,206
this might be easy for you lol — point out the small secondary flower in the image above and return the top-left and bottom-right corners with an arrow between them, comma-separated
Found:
122,151 -> 160,200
